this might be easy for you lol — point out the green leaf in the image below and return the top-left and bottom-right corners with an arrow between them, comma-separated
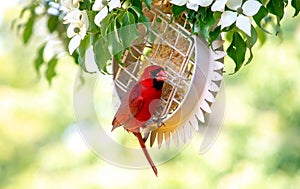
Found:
192,21 -> 201,34
225,31 -> 233,42
47,15 -> 59,33
107,20 -> 123,56
189,7 -> 217,42
131,0 -> 143,10
20,6 -> 30,18
253,6 -> 269,32
23,16 -> 35,44
291,0 -> 300,16
122,11 -> 136,26
34,43 -> 46,75
114,51 -> 123,64
78,36 -> 90,59
120,26 -> 139,49
246,26 -> 258,48
84,0 -> 91,10
187,9 -> 197,23
94,36 -> 111,71
72,51 -> 80,65
227,32 -> 247,73
139,15 -> 150,32
119,12 -> 139,48
201,10 -> 216,41
77,35 -> 95,73
116,10 -> 126,24
128,6 -> 150,33
86,10 -> 99,34
11,6 -> 29,31
172,5 -> 186,17
266,0 -> 285,20
197,6 -> 208,19
245,26 -> 257,65
274,18 -> 282,35
45,57 -> 58,84
79,0 -> 91,10
100,12 -> 115,35
256,26 -> 266,45
209,26 -> 221,43
199,21 -> 210,40
143,0 -> 153,9
128,6 -> 142,18
213,11 -> 222,20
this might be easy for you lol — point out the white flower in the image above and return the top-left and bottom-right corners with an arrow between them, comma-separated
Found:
60,0 -> 80,12
170,0 -> 227,12
191,0 -> 213,7
60,0 -> 89,54
186,1 -> 199,11
170,0 -> 199,11
170,0 -> 188,6
44,39 -> 65,61
66,10 -> 89,54
93,7 -> 108,26
48,2 -> 60,16
63,9 -> 82,24
93,0 -> 121,26
219,0 -> 261,36
211,0 -> 227,12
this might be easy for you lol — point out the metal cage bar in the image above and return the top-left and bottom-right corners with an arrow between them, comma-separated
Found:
114,4 -> 196,123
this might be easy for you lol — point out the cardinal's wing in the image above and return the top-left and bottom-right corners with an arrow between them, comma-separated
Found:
112,84 -> 144,129
128,84 -> 144,116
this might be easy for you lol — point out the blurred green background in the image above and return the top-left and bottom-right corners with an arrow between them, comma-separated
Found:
1,2 -> 300,189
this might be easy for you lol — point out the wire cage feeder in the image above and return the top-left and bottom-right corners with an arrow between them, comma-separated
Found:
113,2 -> 225,148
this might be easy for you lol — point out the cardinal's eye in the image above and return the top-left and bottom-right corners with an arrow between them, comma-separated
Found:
150,68 -> 162,77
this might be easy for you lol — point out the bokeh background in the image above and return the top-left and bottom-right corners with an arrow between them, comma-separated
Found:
1,1 -> 300,189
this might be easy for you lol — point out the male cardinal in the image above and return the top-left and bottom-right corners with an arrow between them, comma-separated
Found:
112,65 -> 167,176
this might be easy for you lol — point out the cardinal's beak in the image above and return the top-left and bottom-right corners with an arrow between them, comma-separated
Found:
156,69 -> 168,81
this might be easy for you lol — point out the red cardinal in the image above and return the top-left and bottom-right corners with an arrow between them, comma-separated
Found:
112,65 -> 167,176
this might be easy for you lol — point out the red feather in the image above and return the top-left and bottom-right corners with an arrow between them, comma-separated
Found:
112,65 -> 167,176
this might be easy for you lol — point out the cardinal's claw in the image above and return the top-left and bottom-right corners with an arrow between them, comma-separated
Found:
156,115 -> 167,128
159,122 -> 165,127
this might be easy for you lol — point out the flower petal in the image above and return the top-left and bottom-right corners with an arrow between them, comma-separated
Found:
226,0 -> 242,10
60,0 -> 76,11
49,2 -> 60,9
44,39 -> 65,62
67,24 -> 77,38
186,2 -> 199,11
219,11 -> 237,29
63,9 -> 82,24
94,7 -> 108,26
72,0 -> 80,7
79,26 -> 87,39
211,0 -> 227,12
81,10 -> 89,32
212,40 -> 225,50
68,35 -> 81,54
47,7 -> 60,16
242,0 -> 262,16
191,0 -> 213,7
170,0 -> 188,6
108,0 -> 121,11
85,46 -> 99,73
92,0 -> 104,11
236,15 -> 251,36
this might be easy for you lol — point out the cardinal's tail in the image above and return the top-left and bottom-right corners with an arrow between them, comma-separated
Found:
111,117 -> 121,132
133,132 -> 158,177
